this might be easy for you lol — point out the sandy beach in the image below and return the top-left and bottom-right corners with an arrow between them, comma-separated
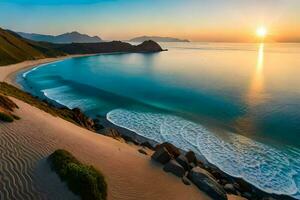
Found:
0,58 -> 215,200
0,57 -> 249,200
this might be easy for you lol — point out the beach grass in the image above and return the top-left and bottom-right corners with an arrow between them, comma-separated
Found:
0,111 -> 14,122
49,149 -> 107,200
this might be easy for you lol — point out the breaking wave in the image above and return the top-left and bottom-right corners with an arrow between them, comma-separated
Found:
107,108 -> 300,199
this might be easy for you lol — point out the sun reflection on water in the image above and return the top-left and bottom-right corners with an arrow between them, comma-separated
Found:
247,43 -> 265,106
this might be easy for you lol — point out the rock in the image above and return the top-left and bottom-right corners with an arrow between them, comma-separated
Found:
140,141 -> 154,150
102,128 -> 122,138
176,154 -> 190,171
151,147 -> 172,164
72,107 -> 95,130
188,167 -> 227,200
182,176 -> 191,185
135,40 -> 163,52
242,192 -> 252,199
189,162 -> 196,169
138,149 -> 147,155
122,135 -> 139,145
235,179 -> 252,193
185,151 -> 197,164
155,142 -> 180,158
163,159 -> 186,177
224,184 -> 237,195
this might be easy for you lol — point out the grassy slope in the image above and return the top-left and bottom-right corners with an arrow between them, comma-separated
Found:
0,82 -> 94,129
0,28 -> 65,66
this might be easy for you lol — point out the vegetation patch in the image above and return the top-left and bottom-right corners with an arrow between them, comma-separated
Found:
0,111 -> 14,122
0,82 -> 96,130
49,149 -> 107,200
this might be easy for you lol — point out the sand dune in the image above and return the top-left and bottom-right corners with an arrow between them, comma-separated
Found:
0,97 -> 211,200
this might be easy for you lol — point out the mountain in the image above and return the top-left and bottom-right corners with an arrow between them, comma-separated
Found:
49,40 -> 164,54
0,27 -> 164,66
0,28 -> 65,66
17,31 -> 102,44
130,36 -> 190,43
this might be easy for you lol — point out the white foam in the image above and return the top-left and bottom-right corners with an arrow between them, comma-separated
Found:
107,108 -> 300,198
22,60 -> 64,78
41,86 -> 98,110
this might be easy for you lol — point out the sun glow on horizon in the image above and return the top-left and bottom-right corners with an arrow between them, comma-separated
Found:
256,27 -> 268,38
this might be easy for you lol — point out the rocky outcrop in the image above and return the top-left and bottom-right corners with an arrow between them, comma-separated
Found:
135,40 -> 163,52
185,151 -> 197,164
155,142 -> 180,158
151,147 -> 172,164
188,167 -> 227,200
138,149 -> 148,155
175,154 -> 190,171
71,108 -> 95,130
163,159 -> 185,177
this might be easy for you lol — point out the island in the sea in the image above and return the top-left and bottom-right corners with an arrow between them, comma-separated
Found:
130,36 -> 190,43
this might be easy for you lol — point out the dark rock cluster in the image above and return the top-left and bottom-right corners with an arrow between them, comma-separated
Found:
151,142 -> 296,200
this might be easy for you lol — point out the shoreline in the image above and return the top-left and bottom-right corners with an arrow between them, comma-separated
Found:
0,54 -> 97,87
1,57 -> 297,200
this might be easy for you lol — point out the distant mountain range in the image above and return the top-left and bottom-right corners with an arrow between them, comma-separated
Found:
0,28 -> 65,65
17,31 -> 102,44
130,36 -> 190,43
0,28 -> 164,66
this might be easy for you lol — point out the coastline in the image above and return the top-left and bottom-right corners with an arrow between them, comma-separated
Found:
0,54 -> 96,87
1,57 -> 297,200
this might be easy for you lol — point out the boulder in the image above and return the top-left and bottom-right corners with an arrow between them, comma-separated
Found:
182,176 -> 192,185
176,154 -> 190,171
151,147 -> 172,164
185,151 -> 197,164
138,149 -> 147,155
140,141 -> 154,150
102,128 -> 122,139
188,167 -> 227,200
163,159 -> 186,177
72,107 -> 95,130
155,142 -> 180,158
224,183 -> 237,195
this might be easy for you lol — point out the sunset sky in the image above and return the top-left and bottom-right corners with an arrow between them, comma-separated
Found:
0,0 -> 299,42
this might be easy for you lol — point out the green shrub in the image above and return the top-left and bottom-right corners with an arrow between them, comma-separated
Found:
0,112 -> 14,122
49,149 -> 107,200
12,114 -> 20,120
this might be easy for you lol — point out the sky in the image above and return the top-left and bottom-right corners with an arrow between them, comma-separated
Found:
0,0 -> 299,42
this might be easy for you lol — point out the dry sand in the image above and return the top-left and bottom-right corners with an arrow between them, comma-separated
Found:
0,58 -> 242,200
0,58 -> 210,200
0,98 -> 211,200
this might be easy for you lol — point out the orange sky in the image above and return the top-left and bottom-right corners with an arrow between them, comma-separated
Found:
0,0 -> 299,42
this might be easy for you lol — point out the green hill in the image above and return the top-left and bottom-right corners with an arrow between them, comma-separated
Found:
0,27 -> 164,66
0,28 -> 65,66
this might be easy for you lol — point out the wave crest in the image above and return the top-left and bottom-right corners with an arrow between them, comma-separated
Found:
107,108 -> 300,198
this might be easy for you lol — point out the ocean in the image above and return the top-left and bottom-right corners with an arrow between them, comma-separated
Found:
17,42 -> 300,198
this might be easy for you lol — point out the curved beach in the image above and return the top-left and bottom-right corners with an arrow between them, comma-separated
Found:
0,59 -> 228,200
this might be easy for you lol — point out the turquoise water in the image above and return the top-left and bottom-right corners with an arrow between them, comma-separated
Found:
18,43 -> 300,198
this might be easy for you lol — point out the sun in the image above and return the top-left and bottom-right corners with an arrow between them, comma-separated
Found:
256,26 -> 267,38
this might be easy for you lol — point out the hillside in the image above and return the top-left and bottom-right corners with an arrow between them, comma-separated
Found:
0,28 -> 164,66
130,36 -> 190,43
0,28 -> 65,66
49,40 -> 164,54
18,31 -> 102,44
